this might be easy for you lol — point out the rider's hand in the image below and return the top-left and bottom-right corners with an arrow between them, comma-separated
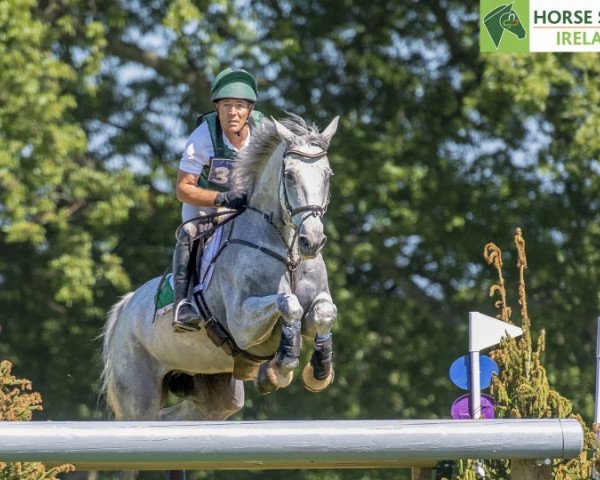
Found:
214,190 -> 248,210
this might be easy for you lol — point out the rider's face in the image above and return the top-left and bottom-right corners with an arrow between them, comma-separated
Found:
215,99 -> 252,136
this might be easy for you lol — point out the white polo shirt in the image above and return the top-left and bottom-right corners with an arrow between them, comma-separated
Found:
179,122 -> 251,222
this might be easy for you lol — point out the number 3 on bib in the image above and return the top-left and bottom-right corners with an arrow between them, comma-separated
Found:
208,157 -> 235,189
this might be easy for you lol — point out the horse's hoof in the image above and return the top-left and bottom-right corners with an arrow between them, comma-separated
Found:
302,362 -> 334,393
254,361 -> 279,395
266,358 -> 294,388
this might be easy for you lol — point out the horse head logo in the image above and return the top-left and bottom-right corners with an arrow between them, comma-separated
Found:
483,3 -> 526,48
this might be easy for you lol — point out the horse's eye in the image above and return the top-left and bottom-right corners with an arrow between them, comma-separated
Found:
284,170 -> 294,180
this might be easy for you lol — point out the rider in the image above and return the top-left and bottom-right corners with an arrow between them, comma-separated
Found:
172,67 -> 264,333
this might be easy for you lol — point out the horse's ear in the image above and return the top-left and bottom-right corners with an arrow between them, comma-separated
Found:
321,116 -> 340,144
272,117 -> 295,142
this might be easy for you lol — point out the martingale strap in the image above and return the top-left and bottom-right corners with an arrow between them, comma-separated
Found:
202,209 -> 300,273
195,289 -> 272,363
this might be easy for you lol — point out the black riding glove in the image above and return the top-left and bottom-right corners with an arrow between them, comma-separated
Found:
214,190 -> 248,210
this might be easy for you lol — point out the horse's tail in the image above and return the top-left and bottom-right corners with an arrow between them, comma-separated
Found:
98,292 -> 134,415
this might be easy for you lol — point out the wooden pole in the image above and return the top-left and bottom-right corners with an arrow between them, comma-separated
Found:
411,467 -> 434,479
511,459 -> 552,480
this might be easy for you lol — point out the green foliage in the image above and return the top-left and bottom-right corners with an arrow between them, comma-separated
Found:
0,360 -> 41,420
0,0 -> 156,416
0,360 -> 74,479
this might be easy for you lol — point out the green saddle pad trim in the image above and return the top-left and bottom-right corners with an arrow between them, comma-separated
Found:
155,273 -> 174,310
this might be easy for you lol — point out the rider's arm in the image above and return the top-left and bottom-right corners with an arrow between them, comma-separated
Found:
175,170 -> 219,207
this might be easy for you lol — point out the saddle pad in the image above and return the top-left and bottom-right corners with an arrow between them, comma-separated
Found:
155,273 -> 175,315
196,224 -> 224,293
154,226 -> 224,317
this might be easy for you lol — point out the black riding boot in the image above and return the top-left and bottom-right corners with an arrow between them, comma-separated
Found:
171,239 -> 202,333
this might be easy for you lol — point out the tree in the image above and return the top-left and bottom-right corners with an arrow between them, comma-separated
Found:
0,360 -> 74,479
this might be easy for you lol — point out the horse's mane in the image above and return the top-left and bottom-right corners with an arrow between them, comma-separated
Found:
232,113 -> 330,193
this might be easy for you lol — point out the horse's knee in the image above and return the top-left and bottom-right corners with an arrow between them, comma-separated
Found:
277,294 -> 304,324
310,299 -> 337,335
212,376 -> 245,414
214,379 -> 245,417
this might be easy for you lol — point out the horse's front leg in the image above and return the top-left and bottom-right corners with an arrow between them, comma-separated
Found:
302,291 -> 337,392
250,294 -> 304,394
229,293 -> 304,394
265,293 -> 304,383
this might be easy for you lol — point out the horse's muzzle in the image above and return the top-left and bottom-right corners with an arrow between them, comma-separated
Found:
298,234 -> 327,259
297,220 -> 327,259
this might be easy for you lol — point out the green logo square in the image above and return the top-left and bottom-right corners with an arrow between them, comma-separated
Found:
480,0 -> 530,52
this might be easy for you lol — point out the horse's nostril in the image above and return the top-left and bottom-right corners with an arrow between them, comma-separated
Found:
298,236 -> 310,250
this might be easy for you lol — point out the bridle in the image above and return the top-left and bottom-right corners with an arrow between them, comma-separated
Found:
223,145 -> 331,276
279,146 -> 330,237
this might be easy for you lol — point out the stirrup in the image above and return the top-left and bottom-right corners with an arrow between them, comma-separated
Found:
172,300 -> 202,333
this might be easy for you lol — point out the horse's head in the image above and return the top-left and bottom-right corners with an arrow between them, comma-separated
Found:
273,116 -> 339,259
233,115 -> 339,260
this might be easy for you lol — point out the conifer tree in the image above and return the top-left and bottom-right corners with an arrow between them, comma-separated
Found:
0,360 -> 74,480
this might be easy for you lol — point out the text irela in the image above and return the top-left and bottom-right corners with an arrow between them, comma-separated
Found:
556,31 -> 600,45
534,10 -> 596,24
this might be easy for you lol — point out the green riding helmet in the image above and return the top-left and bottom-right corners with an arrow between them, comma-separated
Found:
211,68 -> 258,103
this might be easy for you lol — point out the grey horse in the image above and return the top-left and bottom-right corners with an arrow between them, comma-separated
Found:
101,114 -> 339,479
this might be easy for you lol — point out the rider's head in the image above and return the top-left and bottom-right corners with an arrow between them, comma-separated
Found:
211,68 -> 258,138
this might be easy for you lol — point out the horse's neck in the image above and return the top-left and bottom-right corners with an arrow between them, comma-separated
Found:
250,143 -> 284,215
248,141 -> 296,247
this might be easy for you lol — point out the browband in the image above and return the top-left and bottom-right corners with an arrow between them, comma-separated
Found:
285,148 -> 327,159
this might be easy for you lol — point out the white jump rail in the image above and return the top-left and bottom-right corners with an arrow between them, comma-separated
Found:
0,419 -> 583,471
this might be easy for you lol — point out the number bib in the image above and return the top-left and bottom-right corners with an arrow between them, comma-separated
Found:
207,157 -> 235,189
